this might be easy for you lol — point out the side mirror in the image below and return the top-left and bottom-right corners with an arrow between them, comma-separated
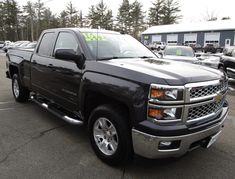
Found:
55,49 -> 85,68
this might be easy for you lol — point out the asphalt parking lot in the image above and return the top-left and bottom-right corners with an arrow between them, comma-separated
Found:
0,50 -> 235,178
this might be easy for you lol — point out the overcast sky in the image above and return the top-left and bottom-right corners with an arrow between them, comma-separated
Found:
18,0 -> 235,23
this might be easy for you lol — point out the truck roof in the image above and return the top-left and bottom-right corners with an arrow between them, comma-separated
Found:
44,28 -> 120,35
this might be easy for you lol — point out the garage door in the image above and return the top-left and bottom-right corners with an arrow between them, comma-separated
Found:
152,35 -> 162,42
167,34 -> 178,45
184,33 -> 197,45
204,32 -> 220,46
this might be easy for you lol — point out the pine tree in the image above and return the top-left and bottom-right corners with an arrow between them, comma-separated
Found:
23,1 -> 35,41
66,1 -> 79,27
34,0 -> 45,39
87,0 -> 113,30
116,0 -> 131,33
0,1 -> 5,40
148,0 -> 164,26
161,0 -> 181,24
2,0 -> 19,41
59,10 -> 68,27
130,0 -> 145,39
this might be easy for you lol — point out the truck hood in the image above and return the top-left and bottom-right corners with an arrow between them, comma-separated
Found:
163,55 -> 198,62
97,58 -> 225,85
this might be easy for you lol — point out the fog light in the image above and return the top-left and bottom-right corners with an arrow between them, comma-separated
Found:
160,141 -> 172,146
158,140 -> 181,150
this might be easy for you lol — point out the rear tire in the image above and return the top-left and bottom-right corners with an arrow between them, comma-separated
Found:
12,74 -> 30,102
88,104 -> 133,165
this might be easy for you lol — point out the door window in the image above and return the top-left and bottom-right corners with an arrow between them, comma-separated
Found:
54,32 -> 78,53
37,32 -> 55,57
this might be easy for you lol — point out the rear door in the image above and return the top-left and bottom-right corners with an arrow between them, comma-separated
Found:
31,32 -> 56,98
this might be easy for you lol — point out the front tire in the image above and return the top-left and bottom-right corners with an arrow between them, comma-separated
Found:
88,105 -> 132,165
12,74 -> 30,102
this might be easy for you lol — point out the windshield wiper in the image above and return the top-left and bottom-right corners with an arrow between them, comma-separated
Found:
138,56 -> 155,59
97,57 -> 135,61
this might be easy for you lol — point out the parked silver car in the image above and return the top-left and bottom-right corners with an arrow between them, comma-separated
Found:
160,45 -> 199,63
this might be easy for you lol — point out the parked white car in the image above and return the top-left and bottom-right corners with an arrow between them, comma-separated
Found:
148,41 -> 166,50
0,41 -> 4,48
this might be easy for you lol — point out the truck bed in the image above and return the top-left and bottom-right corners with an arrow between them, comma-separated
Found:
7,48 -> 34,63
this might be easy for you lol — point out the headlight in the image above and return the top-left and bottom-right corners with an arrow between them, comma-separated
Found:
148,107 -> 182,122
149,84 -> 184,102
147,84 -> 184,123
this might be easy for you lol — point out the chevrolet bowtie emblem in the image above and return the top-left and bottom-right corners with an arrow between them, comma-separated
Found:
214,92 -> 223,103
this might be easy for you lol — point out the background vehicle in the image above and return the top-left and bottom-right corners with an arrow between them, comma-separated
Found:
220,47 -> 235,79
189,44 -> 203,52
4,40 -> 11,46
196,53 -> 222,69
23,42 -> 37,49
3,41 -> 30,52
160,45 -> 199,63
0,41 -> 4,48
6,28 -> 229,165
148,41 -> 166,50
222,46 -> 235,56
204,43 -> 223,53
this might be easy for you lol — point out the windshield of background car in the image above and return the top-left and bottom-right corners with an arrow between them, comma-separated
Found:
82,32 -> 155,60
164,46 -> 194,57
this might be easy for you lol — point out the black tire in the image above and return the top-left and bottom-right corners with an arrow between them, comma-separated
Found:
12,74 -> 30,102
88,104 -> 133,165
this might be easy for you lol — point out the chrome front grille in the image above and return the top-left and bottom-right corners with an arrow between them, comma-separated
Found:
148,79 -> 228,125
189,80 -> 228,99
188,99 -> 224,121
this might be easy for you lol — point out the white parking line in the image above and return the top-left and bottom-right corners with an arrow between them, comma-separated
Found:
0,108 -> 15,111
0,101 -> 15,105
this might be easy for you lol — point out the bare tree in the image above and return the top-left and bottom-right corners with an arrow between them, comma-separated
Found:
203,9 -> 218,21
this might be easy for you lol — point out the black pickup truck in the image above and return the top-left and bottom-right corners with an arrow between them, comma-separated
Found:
6,28 -> 229,165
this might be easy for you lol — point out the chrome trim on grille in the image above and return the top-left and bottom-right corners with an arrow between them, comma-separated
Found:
148,79 -> 228,124
185,79 -> 228,103
186,108 -> 223,124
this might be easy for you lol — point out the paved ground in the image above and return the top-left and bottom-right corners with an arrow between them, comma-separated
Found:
0,50 -> 235,178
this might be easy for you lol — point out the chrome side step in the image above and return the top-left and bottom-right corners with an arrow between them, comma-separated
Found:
31,96 -> 83,125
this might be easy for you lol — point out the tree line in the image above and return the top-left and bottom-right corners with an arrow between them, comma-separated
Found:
0,0 -> 181,41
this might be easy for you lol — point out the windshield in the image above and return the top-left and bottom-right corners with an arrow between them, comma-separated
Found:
164,46 -> 194,57
82,32 -> 155,60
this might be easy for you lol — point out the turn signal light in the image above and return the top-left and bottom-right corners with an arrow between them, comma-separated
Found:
148,108 -> 163,118
150,89 -> 165,99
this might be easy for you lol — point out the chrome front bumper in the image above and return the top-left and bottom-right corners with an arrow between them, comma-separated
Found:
132,106 -> 229,159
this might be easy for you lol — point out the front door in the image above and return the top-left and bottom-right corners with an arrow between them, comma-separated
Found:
48,31 -> 83,111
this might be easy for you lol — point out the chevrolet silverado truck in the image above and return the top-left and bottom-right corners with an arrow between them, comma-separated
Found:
6,28 -> 229,165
